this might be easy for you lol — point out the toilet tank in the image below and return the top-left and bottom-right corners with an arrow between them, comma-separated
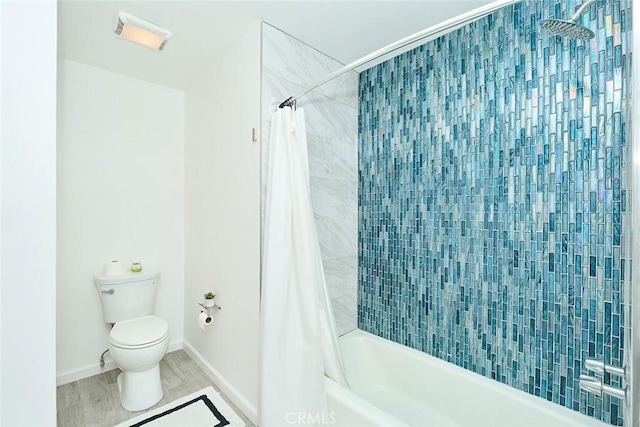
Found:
94,269 -> 160,324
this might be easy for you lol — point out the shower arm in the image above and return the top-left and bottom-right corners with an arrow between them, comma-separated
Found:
570,0 -> 596,23
277,0 -> 519,109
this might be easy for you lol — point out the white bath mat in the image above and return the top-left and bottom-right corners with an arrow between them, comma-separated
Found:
115,386 -> 245,427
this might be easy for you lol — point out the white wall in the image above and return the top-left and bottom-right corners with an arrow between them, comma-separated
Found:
184,21 -> 261,423
1,0 -> 57,425
0,1 -> 4,421
57,59 -> 185,383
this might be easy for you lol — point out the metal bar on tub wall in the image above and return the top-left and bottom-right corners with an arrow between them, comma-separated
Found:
628,1 -> 639,425
584,358 -> 626,378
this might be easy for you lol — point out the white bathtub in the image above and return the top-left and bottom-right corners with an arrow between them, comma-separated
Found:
326,330 -> 608,427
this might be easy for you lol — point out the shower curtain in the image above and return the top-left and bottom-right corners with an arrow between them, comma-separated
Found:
260,107 -> 348,427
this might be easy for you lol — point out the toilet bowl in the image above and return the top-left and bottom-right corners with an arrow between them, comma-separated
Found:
95,269 -> 169,411
109,315 -> 170,411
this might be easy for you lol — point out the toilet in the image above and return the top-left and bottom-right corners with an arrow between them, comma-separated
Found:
94,269 -> 170,411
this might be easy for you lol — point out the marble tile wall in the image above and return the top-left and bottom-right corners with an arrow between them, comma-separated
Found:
260,23 -> 359,335
358,0 -> 631,424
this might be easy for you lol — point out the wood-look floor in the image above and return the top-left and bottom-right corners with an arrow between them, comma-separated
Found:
57,350 -> 255,427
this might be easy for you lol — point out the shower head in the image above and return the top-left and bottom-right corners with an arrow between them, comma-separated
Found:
540,0 -> 596,40
539,18 -> 595,40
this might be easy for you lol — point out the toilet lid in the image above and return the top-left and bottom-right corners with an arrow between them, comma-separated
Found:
110,315 -> 169,348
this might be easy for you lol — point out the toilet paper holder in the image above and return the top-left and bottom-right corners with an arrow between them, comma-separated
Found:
198,302 -> 222,314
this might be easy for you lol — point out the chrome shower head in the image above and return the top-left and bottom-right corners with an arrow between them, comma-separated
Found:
539,18 -> 595,40
540,0 -> 596,40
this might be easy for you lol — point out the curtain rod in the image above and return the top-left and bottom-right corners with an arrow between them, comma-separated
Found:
278,0 -> 520,109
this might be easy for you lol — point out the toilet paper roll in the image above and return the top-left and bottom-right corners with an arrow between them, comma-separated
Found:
199,311 -> 213,330
104,260 -> 126,276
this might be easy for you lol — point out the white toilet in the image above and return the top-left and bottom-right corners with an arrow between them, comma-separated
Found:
94,269 -> 170,411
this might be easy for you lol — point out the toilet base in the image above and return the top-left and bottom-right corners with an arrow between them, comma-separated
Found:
117,364 -> 163,412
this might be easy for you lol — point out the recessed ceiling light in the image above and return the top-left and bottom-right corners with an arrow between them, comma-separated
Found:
114,12 -> 171,52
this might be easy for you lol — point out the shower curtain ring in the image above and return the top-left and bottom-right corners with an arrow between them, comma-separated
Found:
278,97 -> 297,110
278,96 -> 293,109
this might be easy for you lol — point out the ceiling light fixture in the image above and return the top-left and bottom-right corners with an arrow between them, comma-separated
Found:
114,12 -> 171,52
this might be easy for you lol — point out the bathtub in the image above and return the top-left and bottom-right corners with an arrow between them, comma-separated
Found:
326,329 -> 608,427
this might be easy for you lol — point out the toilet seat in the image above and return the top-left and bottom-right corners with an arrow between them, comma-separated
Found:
110,315 -> 169,349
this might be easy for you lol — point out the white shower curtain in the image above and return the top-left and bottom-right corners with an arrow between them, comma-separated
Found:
260,107 -> 348,427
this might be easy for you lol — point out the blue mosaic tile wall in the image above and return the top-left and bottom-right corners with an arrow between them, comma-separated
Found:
357,1 -> 631,424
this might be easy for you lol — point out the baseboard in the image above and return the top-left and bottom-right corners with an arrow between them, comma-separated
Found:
56,339 -> 184,386
183,339 -> 258,425
57,359 -> 118,386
